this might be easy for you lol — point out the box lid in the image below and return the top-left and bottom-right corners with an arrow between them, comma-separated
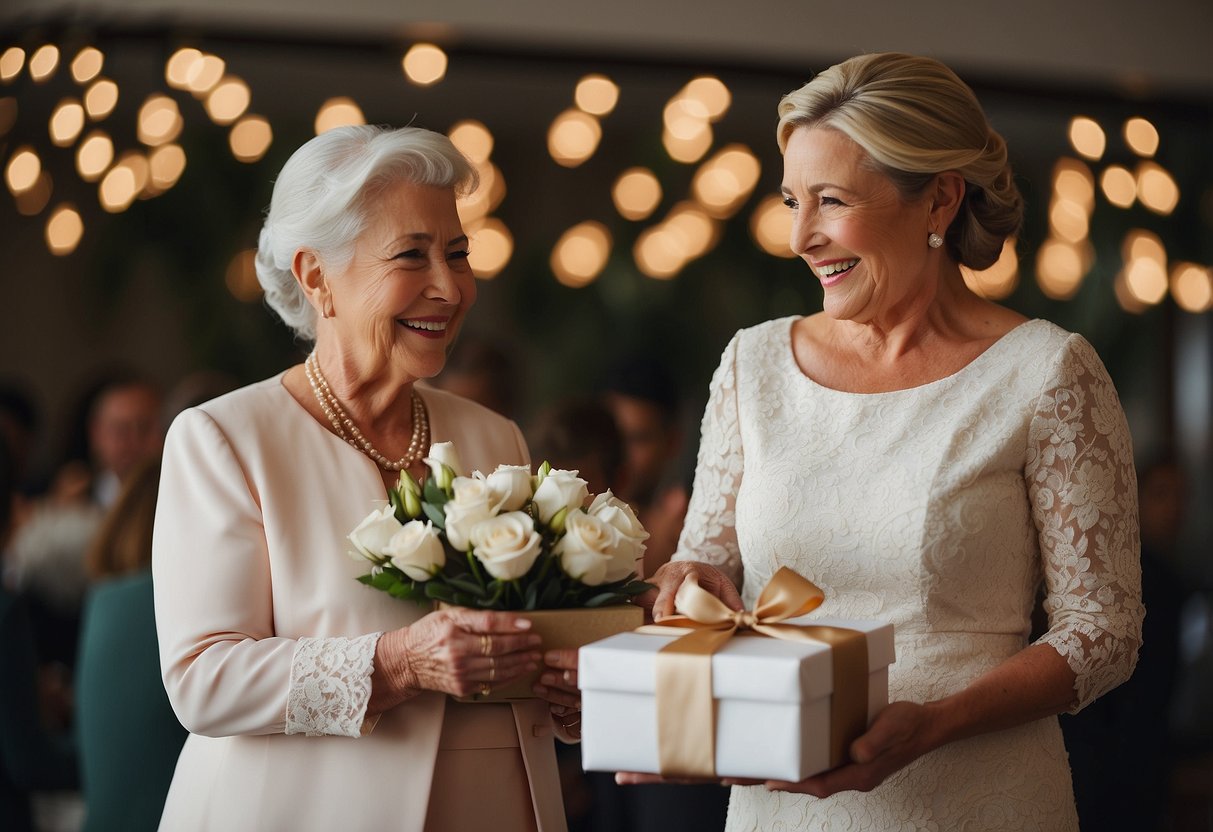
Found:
579,617 -> 894,704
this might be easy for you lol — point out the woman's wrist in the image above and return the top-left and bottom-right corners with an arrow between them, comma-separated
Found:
368,628 -> 421,713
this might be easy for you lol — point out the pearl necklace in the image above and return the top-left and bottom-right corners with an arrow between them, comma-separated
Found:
304,353 -> 429,472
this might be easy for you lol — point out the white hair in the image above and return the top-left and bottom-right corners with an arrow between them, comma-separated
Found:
254,125 -> 478,341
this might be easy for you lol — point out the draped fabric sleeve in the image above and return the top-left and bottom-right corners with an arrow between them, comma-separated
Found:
1025,334 -> 1143,712
670,333 -> 745,590
153,408 -> 378,739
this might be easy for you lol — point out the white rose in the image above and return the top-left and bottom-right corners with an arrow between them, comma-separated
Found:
588,490 -> 649,580
442,476 -> 500,552
347,504 -> 403,562
384,520 -> 446,581
532,469 -> 589,525
554,512 -> 624,586
485,464 -> 533,512
469,512 -> 542,580
424,441 -> 464,489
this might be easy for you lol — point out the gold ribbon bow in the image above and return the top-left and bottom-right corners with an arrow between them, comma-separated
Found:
647,567 -> 869,778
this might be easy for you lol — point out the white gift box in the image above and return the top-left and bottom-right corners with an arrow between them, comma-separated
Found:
579,616 -> 895,782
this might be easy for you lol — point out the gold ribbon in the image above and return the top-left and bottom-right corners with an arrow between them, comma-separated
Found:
646,567 -> 869,778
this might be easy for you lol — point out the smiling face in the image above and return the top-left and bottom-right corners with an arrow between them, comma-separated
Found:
319,180 -> 476,384
781,126 -> 937,324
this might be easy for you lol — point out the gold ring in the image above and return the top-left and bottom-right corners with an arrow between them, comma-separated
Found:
489,663 -> 496,682
562,669 -> 574,685
479,682 -> 491,697
480,634 -> 492,656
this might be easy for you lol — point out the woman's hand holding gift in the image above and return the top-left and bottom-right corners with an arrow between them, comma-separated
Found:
639,560 -> 744,622
534,647 -> 582,738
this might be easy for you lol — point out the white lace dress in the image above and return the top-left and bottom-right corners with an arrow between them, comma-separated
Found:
673,317 -> 1143,832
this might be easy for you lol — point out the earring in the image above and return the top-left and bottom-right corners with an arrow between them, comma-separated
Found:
928,232 -> 944,249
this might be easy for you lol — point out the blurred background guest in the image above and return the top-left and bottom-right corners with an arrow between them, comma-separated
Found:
0,440 -> 79,832
76,455 -> 186,832
600,358 -> 689,576
428,335 -> 523,421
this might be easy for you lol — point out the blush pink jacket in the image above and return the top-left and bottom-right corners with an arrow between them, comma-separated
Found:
152,375 -> 566,831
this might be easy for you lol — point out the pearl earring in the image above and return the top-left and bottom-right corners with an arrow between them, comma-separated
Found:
928,232 -> 944,249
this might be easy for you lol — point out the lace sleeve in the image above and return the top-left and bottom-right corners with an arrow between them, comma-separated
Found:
671,334 -> 745,590
286,634 -> 381,737
1026,335 -> 1143,712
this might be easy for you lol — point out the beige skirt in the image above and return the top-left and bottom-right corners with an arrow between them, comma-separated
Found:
423,702 -> 538,832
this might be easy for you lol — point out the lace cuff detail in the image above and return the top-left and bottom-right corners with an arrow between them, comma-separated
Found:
673,335 -> 745,590
286,633 -> 381,737
1026,336 -> 1143,712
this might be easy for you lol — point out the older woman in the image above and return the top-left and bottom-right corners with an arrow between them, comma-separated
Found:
153,126 -> 579,832
637,53 -> 1143,829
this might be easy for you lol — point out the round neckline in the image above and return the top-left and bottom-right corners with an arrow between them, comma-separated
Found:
782,316 -> 1043,397
274,369 -> 433,483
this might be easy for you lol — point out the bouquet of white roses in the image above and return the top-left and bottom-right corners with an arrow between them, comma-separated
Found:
347,441 -> 653,610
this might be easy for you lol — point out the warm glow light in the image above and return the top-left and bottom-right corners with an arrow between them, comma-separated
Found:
6,146 -> 41,195
205,77 -> 251,124
185,54 -> 225,96
76,130 -> 114,181
315,97 -> 364,134
49,98 -> 85,146
692,144 -> 761,218
84,78 -> 119,119
574,74 -> 619,116
457,160 -> 505,226
1136,161 -> 1180,215
662,124 -> 712,164
230,115 -> 273,162
0,97 -> 15,136
664,202 -> 718,260
29,45 -> 60,82
634,227 -> 685,279
663,97 -> 710,140
137,94 -> 183,146
1170,263 -> 1213,313
46,204 -> 83,255
448,120 -> 493,164
402,43 -> 447,86
551,221 -> 612,287
612,167 -> 662,221
70,47 -> 104,83
99,164 -> 139,213
467,217 -> 513,279
1052,158 -> 1095,214
750,194 -> 795,258
962,238 -> 1019,300
1049,198 -> 1089,244
1068,116 -> 1105,161
149,143 -> 187,190
1100,165 -> 1136,208
1036,239 -> 1089,299
165,47 -> 202,89
682,75 -> 731,121
116,151 -> 150,194
15,171 -> 52,216
1114,269 -> 1147,314
1124,117 -> 1159,158
225,249 -> 262,301
1124,256 -> 1168,306
1,48 -> 25,82
547,109 -> 602,167
1123,228 -> 1166,266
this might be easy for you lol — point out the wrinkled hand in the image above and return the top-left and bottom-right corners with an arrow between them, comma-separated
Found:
764,701 -> 941,797
534,647 -> 581,739
637,560 -> 743,623
371,608 -> 541,711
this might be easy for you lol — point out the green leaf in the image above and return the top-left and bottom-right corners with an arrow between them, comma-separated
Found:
424,582 -> 458,603
422,502 -> 446,530
584,591 -> 626,607
423,481 -> 449,506
369,571 -> 400,591
523,580 -> 539,610
620,580 -> 655,596
448,576 -> 487,598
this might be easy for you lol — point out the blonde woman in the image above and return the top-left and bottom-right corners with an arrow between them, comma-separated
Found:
638,53 -> 1142,830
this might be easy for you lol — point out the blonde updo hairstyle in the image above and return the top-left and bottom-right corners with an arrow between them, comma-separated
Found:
255,125 -> 478,341
776,52 -> 1021,270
